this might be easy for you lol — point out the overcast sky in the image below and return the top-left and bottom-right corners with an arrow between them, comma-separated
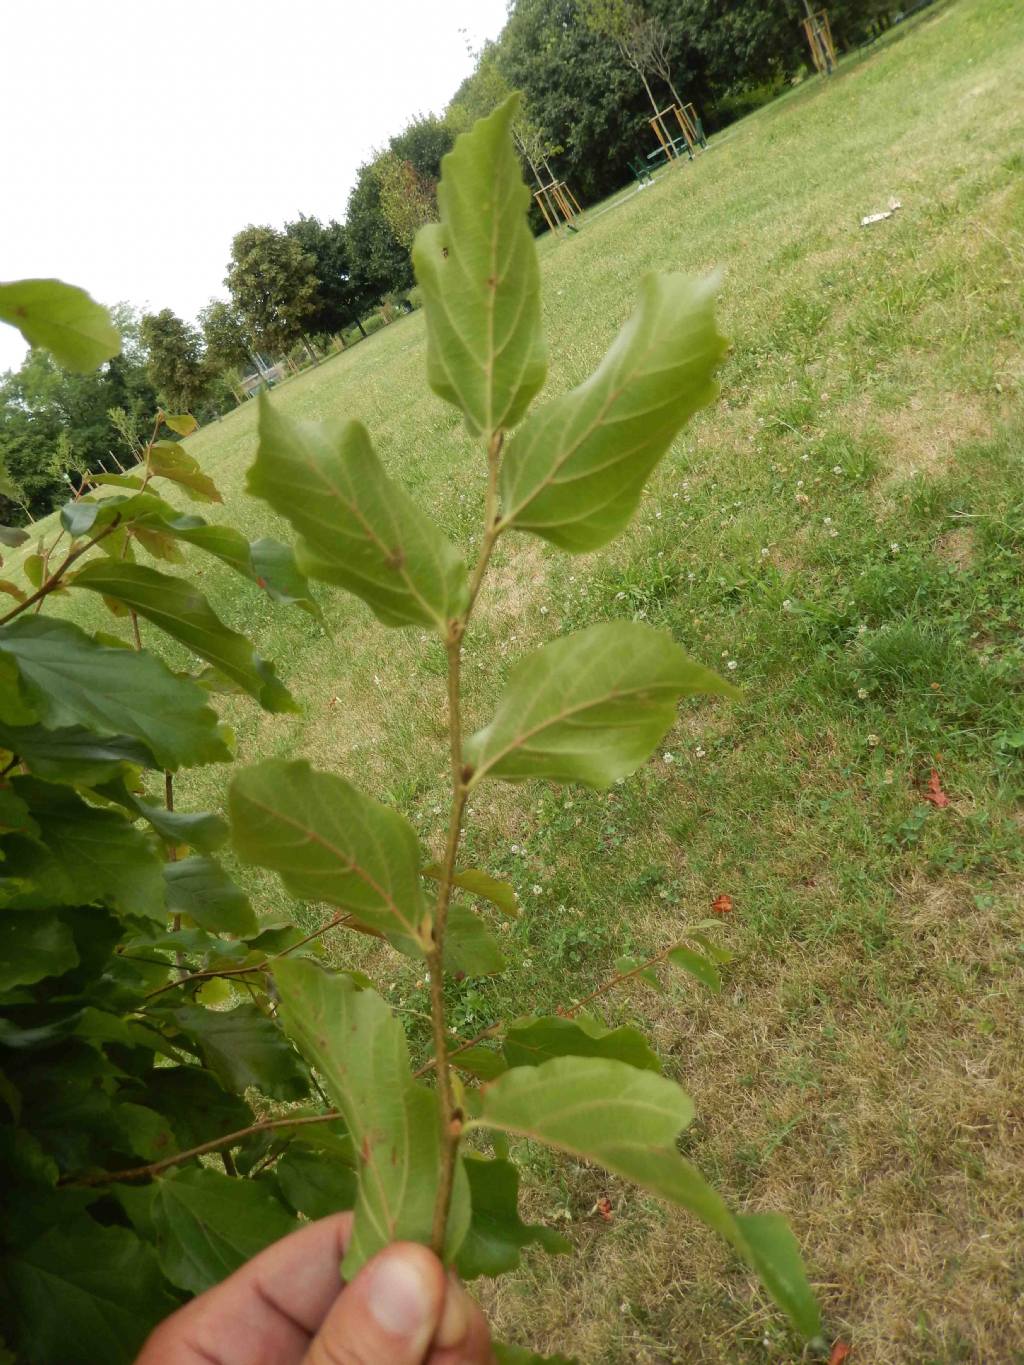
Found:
0,0 -> 510,373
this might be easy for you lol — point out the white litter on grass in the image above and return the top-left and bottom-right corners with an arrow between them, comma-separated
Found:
860,197 -> 903,227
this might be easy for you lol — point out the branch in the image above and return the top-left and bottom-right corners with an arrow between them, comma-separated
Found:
140,911 -> 354,1002
426,427 -> 505,1256
0,519 -> 121,625
60,1112 -> 340,1187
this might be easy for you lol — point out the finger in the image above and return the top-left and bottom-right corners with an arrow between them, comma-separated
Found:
303,1242 -> 446,1365
138,1211 -> 353,1365
428,1276 -> 495,1365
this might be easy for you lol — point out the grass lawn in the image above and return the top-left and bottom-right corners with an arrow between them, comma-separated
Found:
14,0 -> 1024,1357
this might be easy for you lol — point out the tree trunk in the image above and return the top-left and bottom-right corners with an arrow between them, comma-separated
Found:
640,69 -> 660,117
356,318 -> 367,338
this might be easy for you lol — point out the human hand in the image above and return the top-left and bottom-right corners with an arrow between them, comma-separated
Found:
136,1211 -> 494,1364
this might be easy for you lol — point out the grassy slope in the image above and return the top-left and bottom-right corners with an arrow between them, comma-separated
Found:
19,1 -> 1024,1357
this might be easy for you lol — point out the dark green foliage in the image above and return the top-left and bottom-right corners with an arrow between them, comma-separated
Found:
224,224 -> 318,356
139,309 -> 209,415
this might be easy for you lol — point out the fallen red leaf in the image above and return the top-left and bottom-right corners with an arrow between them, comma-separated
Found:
828,1343 -> 852,1365
594,1196 -> 613,1222
922,769 -> 950,808
711,893 -> 733,914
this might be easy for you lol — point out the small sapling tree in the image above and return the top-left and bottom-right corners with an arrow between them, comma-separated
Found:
0,100 -> 824,1364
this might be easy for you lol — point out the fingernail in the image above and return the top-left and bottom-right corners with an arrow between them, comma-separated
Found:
435,1278 -> 472,1348
368,1252 -> 433,1336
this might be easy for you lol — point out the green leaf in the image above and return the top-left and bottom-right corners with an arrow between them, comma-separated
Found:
275,1147 -> 358,1220
0,580 -> 26,604
249,396 -> 468,632
465,622 -> 737,788
0,911 -> 78,991
423,863 -> 519,916
0,527 -> 29,548
0,779 -> 165,919
451,1045 -> 508,1081
132,500 -> 320,618
0,722 -> 154,784
163,412 -> 198,436
445,902 -> 507,977
100,778 -> 228,853
412,95 -> 546,440
152,1167 -> 297,1295
22,554 -> 44,589
0,279 -> 120,372
456,1155 -> 570,1279
0,785 -> 38,839
0,616 -> 230,769
230,758 -> 430,956
169,1003 -> 309,1101
667,944 -> 722,992
147,440 -> 221,502
163,855 -> 257,936
89,472 -> 145,490
499,272 -> 726,552
2,1220 -> 177,1364
474,1057 -> 821,1340
274,958 -> 471,1273
502,1015 -> 661,1072
72,560 -> 296,713
140,1066 -> 251,1149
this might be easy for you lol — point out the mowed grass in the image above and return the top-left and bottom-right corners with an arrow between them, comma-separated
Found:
18,0 -> 1024,1357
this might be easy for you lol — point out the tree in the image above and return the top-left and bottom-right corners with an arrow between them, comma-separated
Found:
579,0 -> 663,115
198,298 -> 252,374
140,309 -> 208,413
0,304 -> 158,521
634,11 -> 686,109
345,161 -> 414,306
225,226 -> 318,357
283,216 -> 367,338
375,154 -> 438,249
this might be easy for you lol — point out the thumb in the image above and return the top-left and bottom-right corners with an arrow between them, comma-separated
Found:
304,1242 -> 446,1365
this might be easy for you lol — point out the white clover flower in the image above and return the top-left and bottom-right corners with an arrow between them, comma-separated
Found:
540,605 -> 549,614
615,591 -> 626,600
531,884 -> 542,896
782,599 -> 793,610
867,734 -> 880,747
801,453 -> 810,462
663,752 -> 674,764
829,528 -> 839,538
890,542 -> 900,554
760,547 -> 770,558
833,465 -> 843,474
857,622 -> 868,634
727,660 -> 738,670
687,572 -> 696,581
796,479 -> 804,488
823,516 -> 833,526
857,687 -> 869,699
694,746 -> 706,758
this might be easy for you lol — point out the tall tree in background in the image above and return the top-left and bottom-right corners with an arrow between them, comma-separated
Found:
140,308 -> 208,413
635,11 -> 686,109
283,215 -> 368,337
225,226 -> 318,357
579,0 -> 662,115
498,0 -> 652,203
375,155 -> 438,249
198,298 -> 252,374
0,305 -> 158,520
